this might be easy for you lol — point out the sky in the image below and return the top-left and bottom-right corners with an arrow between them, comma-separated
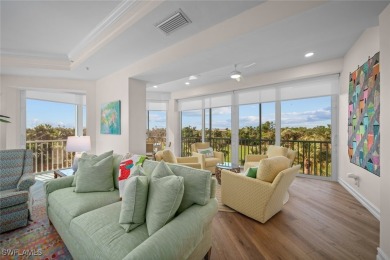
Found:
26,99 -> 86,129
27,96 -> 331,130
181,96 -> 331,129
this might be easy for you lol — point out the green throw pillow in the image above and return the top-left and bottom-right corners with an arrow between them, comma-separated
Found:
197,147 -> 214,158
119,175 -> 149,232
74,155 -> 114,193
143,160 -> 211,214
72,150 -> 113,187
145,161 -> 184,236
246,167 -> 257,178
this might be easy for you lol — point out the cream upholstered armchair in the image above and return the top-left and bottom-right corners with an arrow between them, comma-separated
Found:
244,145 -> 297,171
191,142 -> 224,173
221,156 -> 300,223
155,149 -> 202,169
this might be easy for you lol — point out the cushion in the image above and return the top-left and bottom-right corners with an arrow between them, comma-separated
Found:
72,150 -> 113,187
205,157 -> 221,167
113,154 -> 126,189
286,149 -> 297,166
119,175 -> 149,232
0,189 -> 29,209
197,147 -> 214,158
48,187 -> 120,226
162,150 -> 177,163
74,155 -> 115,193
267,145 -> 288,158
246,167 -> 257,178
257,156 -> 290,183
154,151 -> 163,161
143,160 -> 211,213
145,161 -> 184,235
70,202 -> 149,260
118,154 -> 146,197
194,142 -> 210,150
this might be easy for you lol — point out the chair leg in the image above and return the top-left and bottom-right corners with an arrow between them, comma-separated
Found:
204,247 -> 212,260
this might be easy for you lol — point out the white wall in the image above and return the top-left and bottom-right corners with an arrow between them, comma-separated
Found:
95,71 -> 146,155
338,27 -> 381,218
128,78 -> 147,154
379,5 -> 390,260
0,75 -> 96,151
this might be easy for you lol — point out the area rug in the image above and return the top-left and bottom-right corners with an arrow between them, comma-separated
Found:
215,183 -> 236,213
0,175 -> 72,260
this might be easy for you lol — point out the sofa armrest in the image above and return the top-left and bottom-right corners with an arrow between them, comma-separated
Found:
17,173 -> 36,191
213,151 -> 224,162
221,169 -> 273,222
45,176 -> 74,195
124,198 -> 218,260
245,154 -> 267,162
177,156 -> 199,163
191,152 -> 205,169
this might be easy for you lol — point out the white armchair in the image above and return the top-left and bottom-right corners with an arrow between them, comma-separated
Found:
191,142 -> 224,173
244,145 -> 297,171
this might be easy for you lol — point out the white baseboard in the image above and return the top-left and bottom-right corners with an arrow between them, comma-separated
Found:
338,177 -> 380,220
377,247 -> 390,260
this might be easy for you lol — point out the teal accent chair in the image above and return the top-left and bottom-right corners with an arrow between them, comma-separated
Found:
0,149 -> 35,233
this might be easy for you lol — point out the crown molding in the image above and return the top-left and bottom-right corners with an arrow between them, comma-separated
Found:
1,52 -> 71,70
1,0 -> 163,71
68,0 -> 164,69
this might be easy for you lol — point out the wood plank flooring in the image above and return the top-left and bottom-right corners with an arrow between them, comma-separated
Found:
211,177 -> 379,260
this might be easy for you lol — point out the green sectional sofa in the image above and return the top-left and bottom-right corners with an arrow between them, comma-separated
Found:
45,156 -> 218,260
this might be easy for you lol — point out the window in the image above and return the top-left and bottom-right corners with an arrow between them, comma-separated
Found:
281,96 -> 332,176
238,102 -> 275,164
207,106 -> 231,161
26,99 -> 83,172
147,110 -> 167,151
26,99 -> 76,135
181,110 -> 202,156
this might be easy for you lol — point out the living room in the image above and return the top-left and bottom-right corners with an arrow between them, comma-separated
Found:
1,1 -> 390,259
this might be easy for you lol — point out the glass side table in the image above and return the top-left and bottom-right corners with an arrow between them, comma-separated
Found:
215,162 -> 241,185
54,168 -> 74,178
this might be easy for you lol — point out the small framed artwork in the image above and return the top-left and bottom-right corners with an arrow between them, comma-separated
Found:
100,100 -> 121,135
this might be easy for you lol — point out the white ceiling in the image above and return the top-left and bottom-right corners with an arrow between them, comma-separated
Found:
1,0 -> 389,93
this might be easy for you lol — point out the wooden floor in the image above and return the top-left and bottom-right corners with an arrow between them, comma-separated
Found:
211,177 -> 379,260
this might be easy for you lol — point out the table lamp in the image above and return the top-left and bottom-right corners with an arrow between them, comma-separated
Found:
66,136 -> 91,172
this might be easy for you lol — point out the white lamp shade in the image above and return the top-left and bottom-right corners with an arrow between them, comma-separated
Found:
66,136 -> 91,152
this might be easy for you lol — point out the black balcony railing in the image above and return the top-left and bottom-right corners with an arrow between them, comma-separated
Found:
181,137 -> 332,177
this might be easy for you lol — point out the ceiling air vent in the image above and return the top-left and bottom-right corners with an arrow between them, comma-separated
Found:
155,9 -> 191,35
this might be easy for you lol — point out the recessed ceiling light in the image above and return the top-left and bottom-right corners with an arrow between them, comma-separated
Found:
305,52 -> 314,58
185,82 -> 190,85
189,75 -> 198,80
153,85 -> 158,88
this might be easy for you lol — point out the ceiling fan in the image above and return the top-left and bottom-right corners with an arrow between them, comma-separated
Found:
230,64 -> 242,82
230,63 -> 256,82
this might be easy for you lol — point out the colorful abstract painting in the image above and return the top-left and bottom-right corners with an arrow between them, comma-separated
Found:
101,100 -> 121,135
348,52 -> 380,176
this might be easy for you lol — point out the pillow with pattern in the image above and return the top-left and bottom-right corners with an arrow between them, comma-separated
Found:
197,147 -> 214,158
118,154 -> 146,197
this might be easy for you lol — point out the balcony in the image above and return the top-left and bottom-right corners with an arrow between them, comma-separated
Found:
28,137 -> 331,177
26,140 -> 74,173
27,137 -> 167,173
182,137 -> 332,177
